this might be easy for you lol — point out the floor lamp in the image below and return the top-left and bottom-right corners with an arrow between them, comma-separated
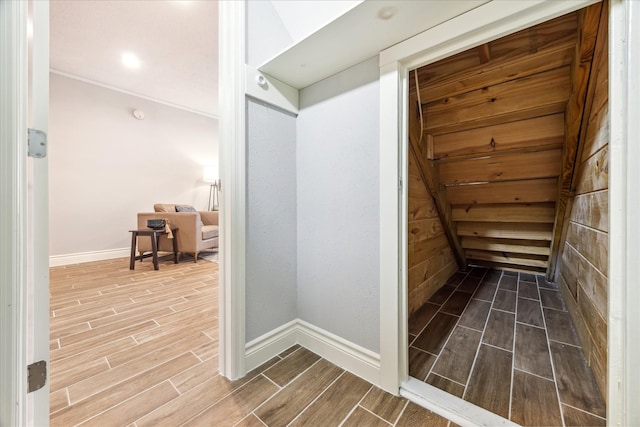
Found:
203,166 -> 220,211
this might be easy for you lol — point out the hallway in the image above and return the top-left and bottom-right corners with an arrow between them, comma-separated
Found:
409,267 -> 606,425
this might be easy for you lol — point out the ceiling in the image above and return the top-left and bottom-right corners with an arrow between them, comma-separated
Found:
260,0 -> 488,89
50,0 -> 218,117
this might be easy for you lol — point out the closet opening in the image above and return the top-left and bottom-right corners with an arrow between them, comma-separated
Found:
406,2 -> 608,425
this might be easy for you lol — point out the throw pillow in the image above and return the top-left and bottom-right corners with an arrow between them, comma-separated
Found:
154,204 -> 174,213
175,205 -> 197,212
175,204 -> 204,226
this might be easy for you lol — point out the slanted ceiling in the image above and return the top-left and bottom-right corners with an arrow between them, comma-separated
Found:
409,5 -> 602,274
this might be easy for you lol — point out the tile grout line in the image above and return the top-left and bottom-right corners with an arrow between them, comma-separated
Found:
457,323 -> 484,334
167,378 -> 181,397
283,370 -> 346,427
561,401 -> 607,421
201,330 -> 215,342
65,387 -> 71,409
391,399 -> 411,427
411,273 -> 467,341
408,345 -> 438,358
507,273 -> 520,421
251,357 -> 325,419
480,341 -> 514,353
492,306 -> 516,315
236,413 -> 268,427
65,350 -> 200,409
71,378 -> 177,426
183,373 -> 266,426
537,274 -> 567,427
513,366 -> 554,382
515,319 -> 546,330
462,269 -> 503,399
190,350 -> 204,363
548,337 -> 582,348
132,370 -> 208,426
409,306 -> 440,343
544,305 -> 571,313
421,269 -> 474,382
337,384 -> 374,427
356,405 -> 394,426
429,372 -> 467,388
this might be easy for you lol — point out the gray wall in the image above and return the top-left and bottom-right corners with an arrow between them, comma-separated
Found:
245,98 -> 298,342
296,57 -> 380,352
245,3 -> 382,352
49,74 -> 217,257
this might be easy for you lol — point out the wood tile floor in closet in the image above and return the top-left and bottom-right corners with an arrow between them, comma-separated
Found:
50,256 -> 453,426
409,267 -> 606,426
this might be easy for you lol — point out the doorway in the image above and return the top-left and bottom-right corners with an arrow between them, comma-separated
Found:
404,4 -> 607,425
47,1 -> 220,424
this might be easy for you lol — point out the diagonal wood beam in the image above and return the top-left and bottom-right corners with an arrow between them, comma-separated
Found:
408,70 -> 467,268
547,2 -> 604,280
408,137 -> 466,269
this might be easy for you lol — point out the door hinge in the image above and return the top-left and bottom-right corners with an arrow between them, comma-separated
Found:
27,360 -> 47,393
399,178 -> 403,191
27,128 -> 47,158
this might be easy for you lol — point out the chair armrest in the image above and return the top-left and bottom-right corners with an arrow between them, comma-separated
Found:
137,212 -> 202,253
200,211 -> 219,226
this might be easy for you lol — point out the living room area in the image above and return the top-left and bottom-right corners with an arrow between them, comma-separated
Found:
48,0 -> 220,267
48,1 -> 221,423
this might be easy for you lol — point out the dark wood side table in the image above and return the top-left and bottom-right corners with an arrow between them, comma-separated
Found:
129,228 -> 179,270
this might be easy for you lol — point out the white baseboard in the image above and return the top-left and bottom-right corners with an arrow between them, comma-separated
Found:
49,247 -> 130,267
296,320 -> 380,386
244,319 -> 381,387
245,320 -> 299,372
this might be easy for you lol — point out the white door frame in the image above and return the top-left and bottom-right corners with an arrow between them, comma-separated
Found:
1,0 -> 50,424
608,0 -> 640,424
0,1 -> 29,425
218,0 -> 247,380
379,0 -> 638,425
26,1 -> 51,425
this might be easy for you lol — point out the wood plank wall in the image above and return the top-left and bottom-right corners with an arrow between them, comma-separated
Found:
557,3 -> 608,398
407,85 -> 457,316
410,13 -> 578,273
407,149 -> 457,316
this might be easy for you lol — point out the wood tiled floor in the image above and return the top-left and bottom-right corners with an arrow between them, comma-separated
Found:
409,267 -> 607,426
50,256 -> 455,426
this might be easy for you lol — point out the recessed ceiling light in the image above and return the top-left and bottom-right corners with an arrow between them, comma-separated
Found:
122,52 -> 141,69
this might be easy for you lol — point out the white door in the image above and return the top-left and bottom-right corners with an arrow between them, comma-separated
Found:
0,1 -> 49,425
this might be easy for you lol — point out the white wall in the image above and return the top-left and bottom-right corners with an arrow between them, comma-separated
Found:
49,73 -> 218,260
296,57 -> 380,352
245,98 -> 298,342
246,1 -> 292,67
246,0 -> 361,67
270,1 -> 361,43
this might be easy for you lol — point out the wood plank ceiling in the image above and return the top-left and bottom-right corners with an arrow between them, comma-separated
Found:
409,8 -> 600,274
